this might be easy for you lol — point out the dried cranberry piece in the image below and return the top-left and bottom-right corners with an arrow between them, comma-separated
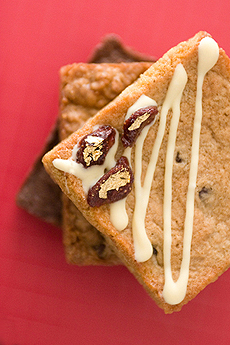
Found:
76,125 -> 116,168
87,156 -> 134,207
121,105 -> 158,147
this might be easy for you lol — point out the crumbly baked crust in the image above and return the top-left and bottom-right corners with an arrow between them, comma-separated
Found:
43,31 -> 230,312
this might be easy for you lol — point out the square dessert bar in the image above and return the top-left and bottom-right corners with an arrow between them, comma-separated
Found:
43,32 -> 230,313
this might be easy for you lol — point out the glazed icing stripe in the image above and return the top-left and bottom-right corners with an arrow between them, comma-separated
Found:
109,146 -> 131,230
132,123 -> 155,261
109,95 -> 157,233
162,37 -> 219,305
133,64 -> 188,262
162,64 -> 189,304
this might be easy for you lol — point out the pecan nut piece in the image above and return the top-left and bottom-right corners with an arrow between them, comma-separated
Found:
76,125 -> 116,168
121,105 -> 158,147
87,156 -> 134,207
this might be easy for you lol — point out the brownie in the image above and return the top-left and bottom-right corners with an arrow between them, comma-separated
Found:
88,33 -> 156,63
16,125 -> 62,226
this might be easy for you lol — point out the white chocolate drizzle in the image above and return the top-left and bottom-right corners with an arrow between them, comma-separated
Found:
162,64 -> 189,304
124,95 -> 159,261
132,123 -> 155,261
109,95 -> 158,234
132,64 -> 188,262
110,198 -> 129,231
109,146 -> 131,231
162,37 -> 219,304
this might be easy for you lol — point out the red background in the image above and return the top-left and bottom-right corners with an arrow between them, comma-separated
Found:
1,1 -> 230,344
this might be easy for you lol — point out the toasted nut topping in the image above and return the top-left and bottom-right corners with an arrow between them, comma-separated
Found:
76,125 -> 116,168
121,105 -> 158,147
87,156 -> 134,207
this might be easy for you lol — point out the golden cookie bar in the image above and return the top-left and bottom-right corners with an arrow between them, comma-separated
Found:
60,62 -> 153,265
43,31 -> 230,312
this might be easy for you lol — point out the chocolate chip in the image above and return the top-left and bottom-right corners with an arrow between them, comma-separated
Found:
199,187 -> 212,200
92,243 -> 106,259
175,151 -> 183,163
152,246 -> 158,256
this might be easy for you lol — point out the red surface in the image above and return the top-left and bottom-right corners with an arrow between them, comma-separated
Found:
1,1 -> 230,344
